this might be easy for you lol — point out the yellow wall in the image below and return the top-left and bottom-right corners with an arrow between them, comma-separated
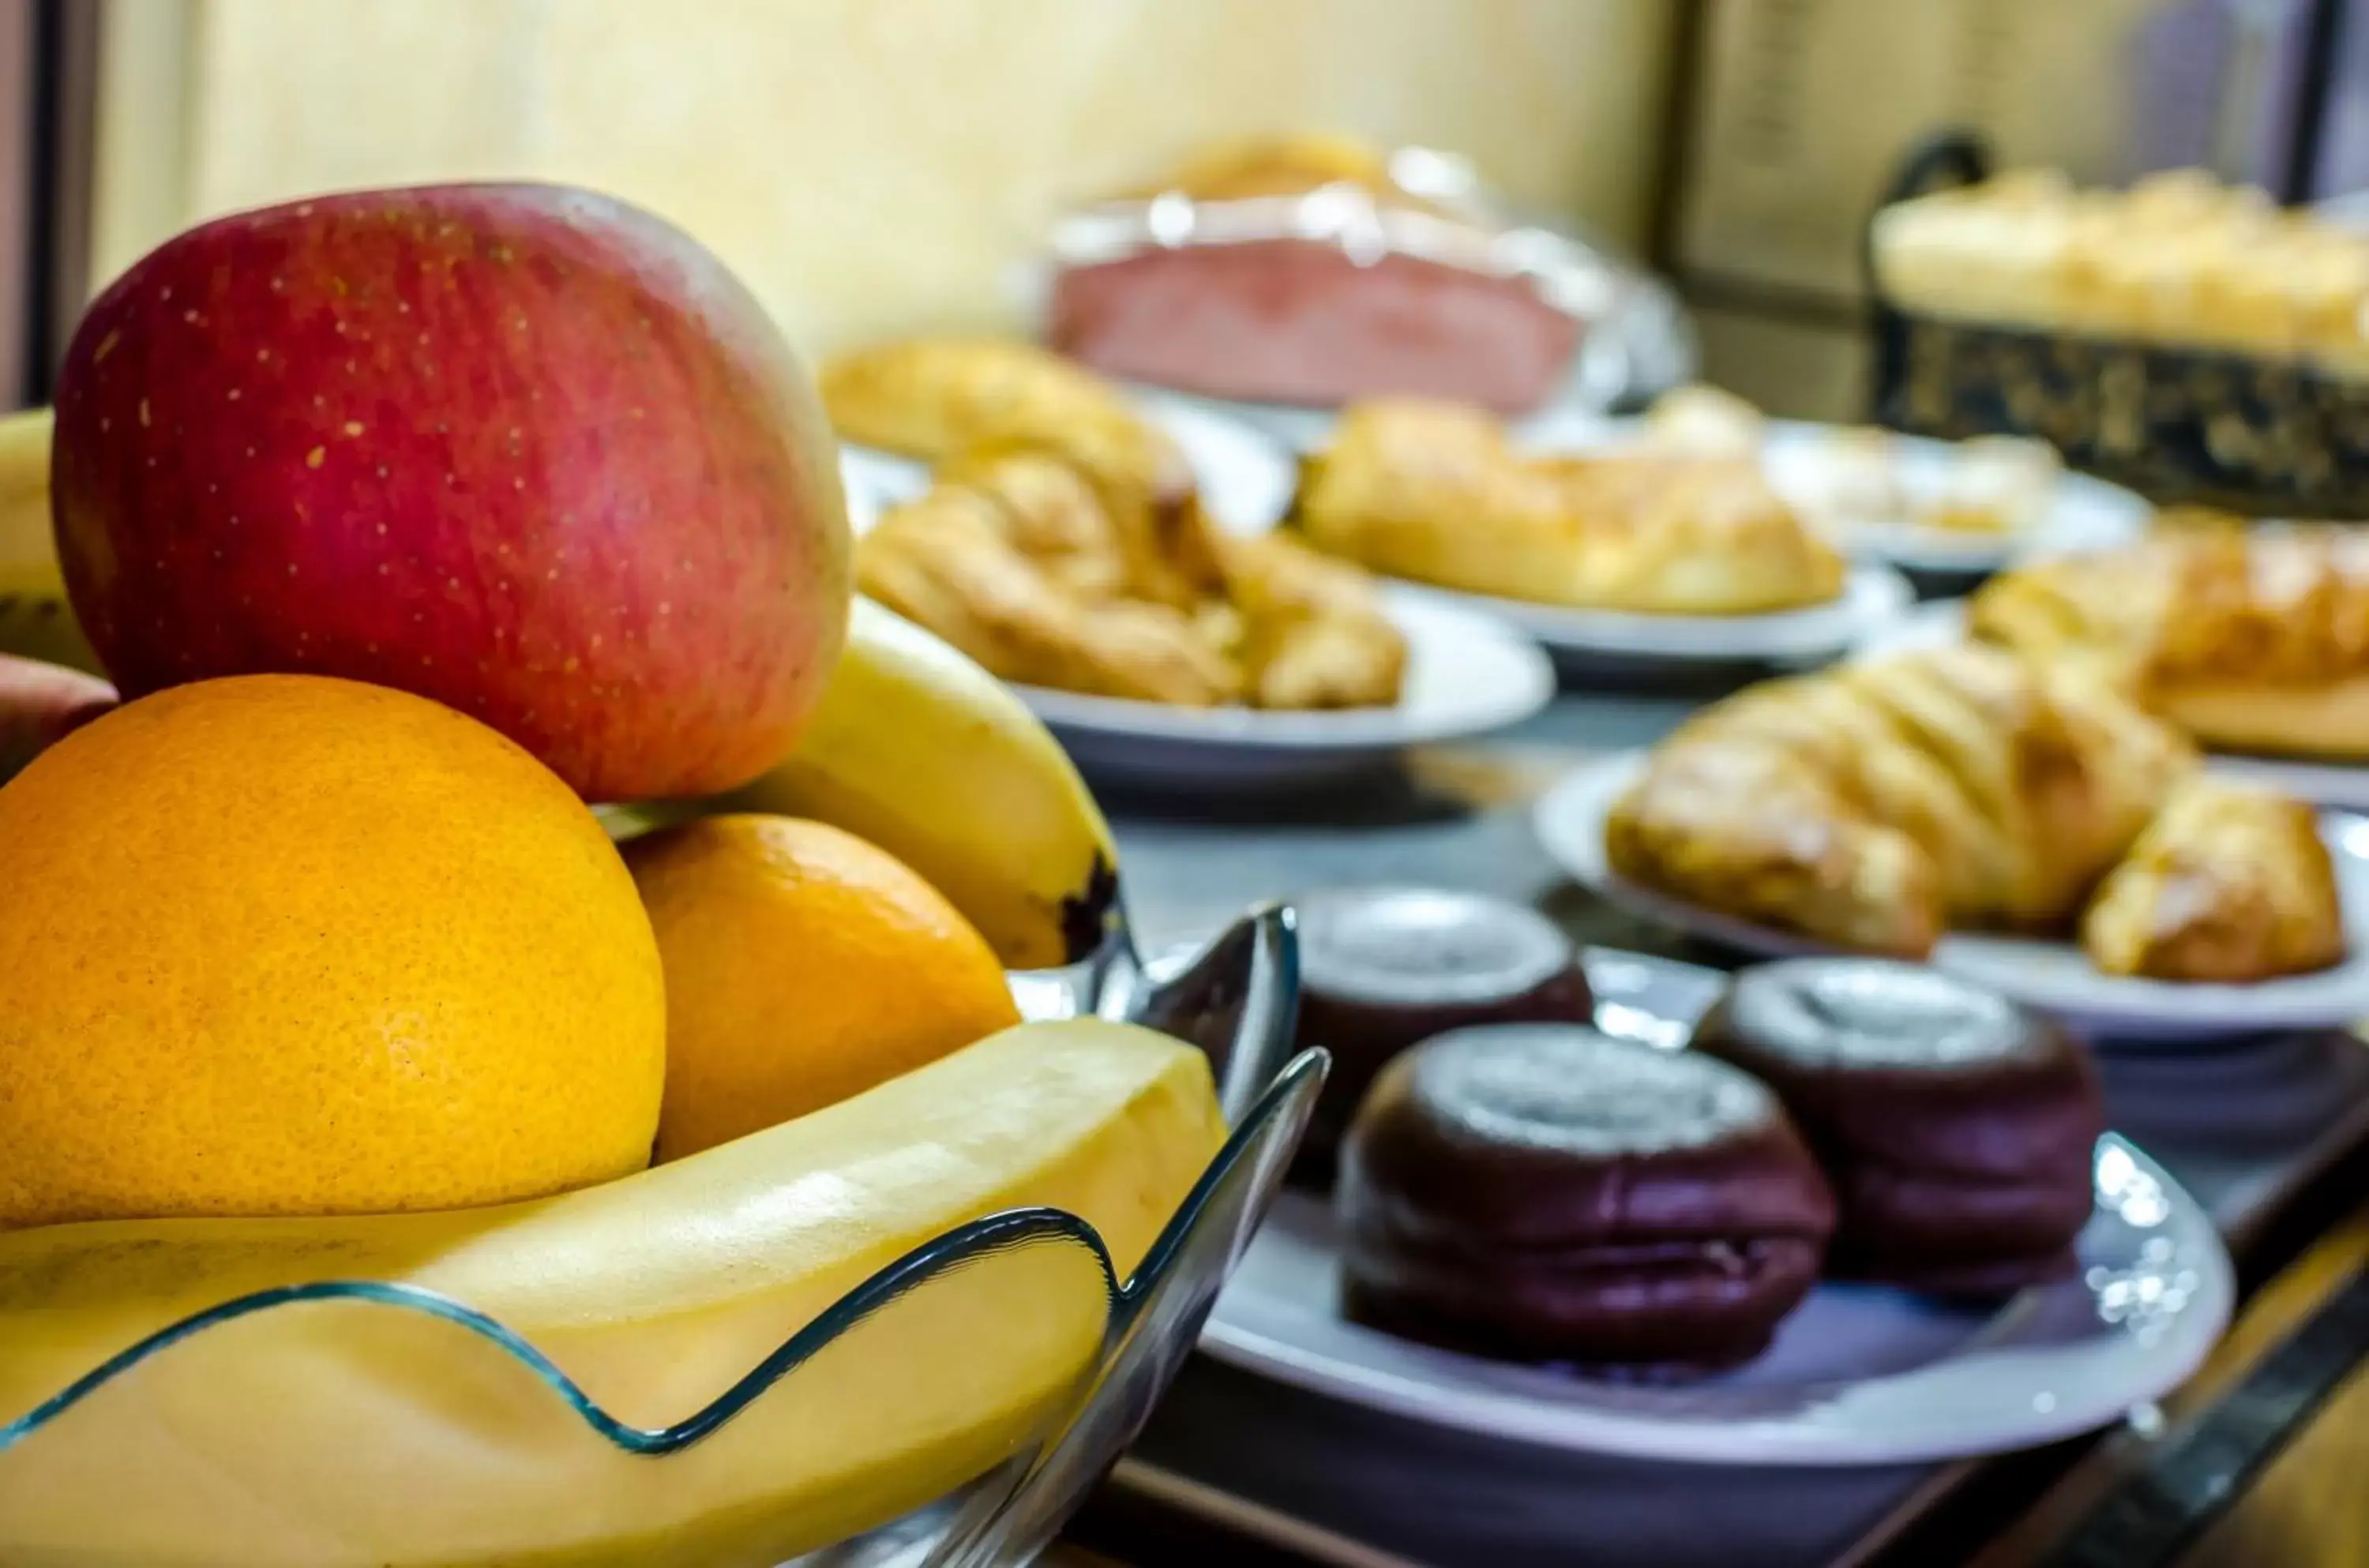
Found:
92,0 -> 1673,355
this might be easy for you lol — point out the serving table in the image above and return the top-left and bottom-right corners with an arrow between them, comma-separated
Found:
1046,686 -> 2369,1568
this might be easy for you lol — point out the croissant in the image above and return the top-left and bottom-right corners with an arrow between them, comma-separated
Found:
1294,399 -> 1845,614
1221,533 -> 1407,710
2082,779 -> 2346,982
1969,524 -> 2369,760
1605,645 -> 2196,956
853,486 -> 1240,707
820,337 -> 1207,598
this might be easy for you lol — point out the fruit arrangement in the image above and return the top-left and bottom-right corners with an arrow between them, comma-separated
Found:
0,185 -> 1281,1566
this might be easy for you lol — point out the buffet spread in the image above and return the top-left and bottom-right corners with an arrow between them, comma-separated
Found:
0,127 -> 2365,1568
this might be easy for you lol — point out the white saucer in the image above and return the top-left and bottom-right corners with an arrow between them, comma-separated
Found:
1023,588 -> 1553,792
1533,752 -> 2369,1041
1387,564 -> 1912,670
836,391 -> 1293,536
1201,1136 -> 2228,1465
1857,600 -> 2369,813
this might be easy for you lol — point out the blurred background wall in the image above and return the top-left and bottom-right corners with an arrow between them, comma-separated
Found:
89,0 -> 1678,354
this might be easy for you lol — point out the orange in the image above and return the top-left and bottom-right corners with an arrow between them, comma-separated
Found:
0,674 -> 666,1228
624,815 -> 1022,1161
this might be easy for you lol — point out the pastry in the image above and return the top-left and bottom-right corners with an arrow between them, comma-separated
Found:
820,337 -> 1200,569
2082,778 -> 2347,981
1969,525 -> 2369,762
1872,167 -> 2369,373
1605,644 -> 2197,955
850,398 -> 1407,711
1692,958 -> 2103,1294
1338,1025 -> 1834,1367
1781,427 -> 1908,531
1219,534 -> 1406,711
1922,435 -> 2060,535
1293,399 -> 1845,615
1286,887 -> 1594,1186
1640,384 -> 1764,459
854,487 -> 1241,707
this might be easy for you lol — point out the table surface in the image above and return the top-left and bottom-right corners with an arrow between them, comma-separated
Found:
1042,685 -> 2369,1568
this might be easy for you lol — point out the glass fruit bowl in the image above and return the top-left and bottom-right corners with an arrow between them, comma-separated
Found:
0,902 -> 1320,1568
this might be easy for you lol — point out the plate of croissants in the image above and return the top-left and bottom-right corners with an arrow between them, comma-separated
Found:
1860,519 -> 2369,812
1531,642 -> 2369,1041
1628,386 -> 2150,577
822,336 -> 1555,788
1285,396 -> 1913,669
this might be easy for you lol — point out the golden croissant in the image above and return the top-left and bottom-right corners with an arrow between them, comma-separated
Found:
854,485 -> 1241,707
1606,645 -> 2196,957
1969,523 -> 2369,761
853,430 -> 1406,712
822,337 -> 1202,584
2082,779 -> 2346,982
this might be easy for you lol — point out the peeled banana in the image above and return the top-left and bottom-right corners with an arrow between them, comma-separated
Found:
0,1018 -> 1225,1568
715,595 -> 1122,970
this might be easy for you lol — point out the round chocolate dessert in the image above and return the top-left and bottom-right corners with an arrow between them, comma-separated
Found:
1290,887 -> 1594,1187
1691,958 -> 2104,1295
1338,1025 -> 1834,1367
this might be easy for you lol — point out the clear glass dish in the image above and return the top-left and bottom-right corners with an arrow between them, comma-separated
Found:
0,903 -> 1320,1568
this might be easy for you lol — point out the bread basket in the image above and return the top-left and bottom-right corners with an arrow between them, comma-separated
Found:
1867,131 -> 2369,518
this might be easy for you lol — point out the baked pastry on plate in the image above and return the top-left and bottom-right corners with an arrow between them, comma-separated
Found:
1969,523 -> 2369,761
1293,398 -> 1845,615
2082,778 -> 2346,982
1605,644 -> 2194,956
854,429 -> 1406,712
1601,642 -> 2347,983
821,336 -> 1196,520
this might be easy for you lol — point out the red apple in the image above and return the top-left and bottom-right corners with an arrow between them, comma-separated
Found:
0,653 -> 115,784
51,184 -> 848,801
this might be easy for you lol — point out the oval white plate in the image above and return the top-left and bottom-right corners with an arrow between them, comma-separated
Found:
1388,563 -> 1912,668
1022,588 -> 1553,791
836,391 -> 1294,537
1533,752 -> 2369,1041
1201,1136 -> 2228,1465
1858,600 -> 2369,813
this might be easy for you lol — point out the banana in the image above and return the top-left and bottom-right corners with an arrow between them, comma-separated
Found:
711,596 -> 1121,970
0,1018 -> 1225,1568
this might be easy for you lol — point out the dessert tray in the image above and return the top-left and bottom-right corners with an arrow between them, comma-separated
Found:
1200,950 -> 2232,1466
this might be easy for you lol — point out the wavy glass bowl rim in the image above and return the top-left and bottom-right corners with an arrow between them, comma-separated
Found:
0,900 -> 1320,1509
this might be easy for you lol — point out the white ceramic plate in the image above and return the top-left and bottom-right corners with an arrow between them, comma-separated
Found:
836,391 -> 1295,536
1858,600 -> 2369,812
1201,1136 -> 2229,1465
1533,752 -> 2369,1041
1388,564 -> 1913,670
1523,413 -> 2151,577
1021,588 -> 1553,791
